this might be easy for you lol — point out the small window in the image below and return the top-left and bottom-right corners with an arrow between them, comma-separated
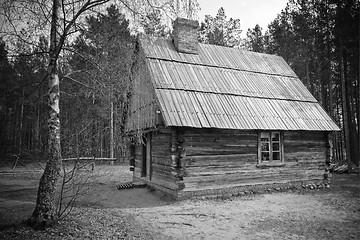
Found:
259,131 -> 283,162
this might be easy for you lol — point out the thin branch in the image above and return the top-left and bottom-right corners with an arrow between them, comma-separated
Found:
61,73 -> 92,88
7,51 -> 49,58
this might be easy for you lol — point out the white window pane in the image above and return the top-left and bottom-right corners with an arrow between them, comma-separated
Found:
261,132 -> 270,142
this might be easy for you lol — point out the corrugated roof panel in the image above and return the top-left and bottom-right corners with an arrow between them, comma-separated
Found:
187,65 -> 204,91
174,90 -> 193,126
228,48 -> 247,70
187,91 -> 211,128
155,89 -> 175,126
211,45 -> 228,68
219,94 -> 239,129
133,37 -> 339,132
271,100 -> 300,130
220,94 -> 241,129
165,89 -> 183,127
305,102 -> 329,130
148,60 -> 169,88
140,36 -> 299,78
231,96 -> 255,129
259,54 -> 276,74
182,64 -> 198,90
201,93 -> 222,128
247,97 -> 267,129
156,89 -> 338,131
285,100 -> 310,130
223,69 -> 242,96
173,63 -> 188,89
147,49 -> 316,102
154,90 -> 169,126
195,92 -> 216,128
255,74 -> 273,99
268,75 -> 288,100
275,76 -> 296,100
242,72 -> 259,97
196,43 -> 212,66
162,40 -> 182,62
226,70 -> 242,95
157,61 -> 174,88
261,98 -> 282,129
294,78 -> 317,102
191,65 -> 211,92
179,91 -> 199,127
256,98 -> 279,129
316,104 -> 340,130
218,94 -> 237,129
215,45 -> 232,68
208,94 -> 226,128
277,57 -> 297,76
210,67 -> 228,93
201,44 -> 216,66
264,99 -> 288,130
263,75 -> 281,99
230,95 -> 253,129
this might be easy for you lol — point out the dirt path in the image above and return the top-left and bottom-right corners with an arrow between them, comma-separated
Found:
123,191 -> 358,240
0,164 -> 359,239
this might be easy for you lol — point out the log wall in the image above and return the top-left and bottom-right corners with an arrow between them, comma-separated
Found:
132,129 -> 180,195
178,128 -> 328,197
131,127 -> 329,198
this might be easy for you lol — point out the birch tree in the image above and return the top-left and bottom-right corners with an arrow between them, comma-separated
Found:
0,0 -> 200,229
1,0 -> 113,229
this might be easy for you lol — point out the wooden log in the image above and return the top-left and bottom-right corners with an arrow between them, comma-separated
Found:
147,175 -> 179,190
181,176 -> 324,192
181,171 -> 324,190
284,131 -> 326,141
185,154 -> 257,167
151,163 -> 175,177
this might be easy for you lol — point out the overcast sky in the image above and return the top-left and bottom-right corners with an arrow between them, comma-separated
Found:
196,0 -> 288,36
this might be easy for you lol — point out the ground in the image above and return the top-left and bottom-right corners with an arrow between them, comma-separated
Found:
0,162 -> 359,239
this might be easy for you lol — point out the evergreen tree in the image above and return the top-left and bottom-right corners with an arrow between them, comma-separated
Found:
0,39 -> 17,155
140,9 -> 169,37
199,7 -> 242,47
64,4 -> 135,159
264,0 -> 359,168
245,24 -> 264,52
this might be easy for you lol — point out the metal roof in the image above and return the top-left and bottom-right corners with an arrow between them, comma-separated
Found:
134,36 -> 339,131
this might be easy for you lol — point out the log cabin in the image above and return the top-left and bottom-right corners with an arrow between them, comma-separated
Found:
126,18 -> 340,199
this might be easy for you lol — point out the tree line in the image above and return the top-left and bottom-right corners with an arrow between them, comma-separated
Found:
0,0 -> 358,228
1,0 -> 358,167
245,0 -> 359,170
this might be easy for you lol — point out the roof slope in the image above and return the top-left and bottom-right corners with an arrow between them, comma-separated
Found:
139,36 -> 339,131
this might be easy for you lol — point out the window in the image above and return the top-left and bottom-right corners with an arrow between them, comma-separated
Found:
259,132 -> 283,162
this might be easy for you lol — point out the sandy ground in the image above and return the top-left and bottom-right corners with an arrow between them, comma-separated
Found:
0,163 -> 359,239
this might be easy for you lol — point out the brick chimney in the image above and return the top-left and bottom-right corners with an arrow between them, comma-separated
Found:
173,18 -> 199,54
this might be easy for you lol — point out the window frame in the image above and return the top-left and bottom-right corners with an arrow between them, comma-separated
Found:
257,131 -> 284,164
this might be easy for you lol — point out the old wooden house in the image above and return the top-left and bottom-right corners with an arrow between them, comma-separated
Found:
126,18 -> 339,199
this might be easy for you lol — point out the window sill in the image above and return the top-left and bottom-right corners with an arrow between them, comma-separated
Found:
256,162 -> 286,169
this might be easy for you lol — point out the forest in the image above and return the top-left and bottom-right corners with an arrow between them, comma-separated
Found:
0,0 -> 358,229
0,0 -> 358,167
